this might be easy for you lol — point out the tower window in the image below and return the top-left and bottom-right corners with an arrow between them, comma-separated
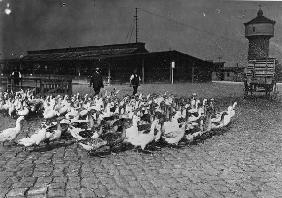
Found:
253,27 -> 256,32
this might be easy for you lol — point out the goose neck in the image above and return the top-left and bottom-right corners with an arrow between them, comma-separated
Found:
15,120 -> 23,131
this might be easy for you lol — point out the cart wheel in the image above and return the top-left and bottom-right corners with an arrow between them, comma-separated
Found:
270,83 -> 278,100
267,85 -> 273,98
273,83 -> 277,93
271,92 -> 278,100
265,86 -> 270,97
244,89 -> 248,98
272,88 -> 279,101
244,82 -> 249,98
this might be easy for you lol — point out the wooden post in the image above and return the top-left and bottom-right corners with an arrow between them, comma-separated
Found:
192,64 -> 194,83
108,65 -> 111,85
171,61 -> 175,84
171,67 -> 174,84
40,79 -> 44,95
142,58 -> 145,84
68,79 -> 72,95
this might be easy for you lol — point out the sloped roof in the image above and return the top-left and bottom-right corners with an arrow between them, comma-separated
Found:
220,66 -> 245,72
244,8 -> 275,25
143,50 -> 212,64
22,43 -> 149,62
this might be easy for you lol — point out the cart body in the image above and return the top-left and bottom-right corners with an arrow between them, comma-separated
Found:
244,58 -> 278,97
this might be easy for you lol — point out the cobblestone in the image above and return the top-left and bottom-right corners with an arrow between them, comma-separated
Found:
1,98 -> 282,197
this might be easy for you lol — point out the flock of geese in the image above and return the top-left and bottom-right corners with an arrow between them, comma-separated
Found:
0,89 -> 237,156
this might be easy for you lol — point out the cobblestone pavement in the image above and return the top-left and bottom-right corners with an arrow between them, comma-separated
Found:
1,98 -> 282,198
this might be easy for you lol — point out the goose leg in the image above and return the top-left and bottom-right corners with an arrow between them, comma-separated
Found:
154,144 -> 162,150
96,154 -> 106,158
93,151 -> 106,158
12,140 -> 18,146
143,149 -> 152,154
33,145 -> 38,151
132,147 -> 139,153
23,146 -> 28,152
45,140 -> 51,149
173,143 -> 184,149
148,143 -> 161,151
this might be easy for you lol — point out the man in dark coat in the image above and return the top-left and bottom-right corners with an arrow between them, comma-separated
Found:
130,69 -> 141,95
90,68 -> 104,96
11,67 -> 22,86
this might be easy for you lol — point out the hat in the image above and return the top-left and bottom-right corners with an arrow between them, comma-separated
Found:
95,67 -> 100,71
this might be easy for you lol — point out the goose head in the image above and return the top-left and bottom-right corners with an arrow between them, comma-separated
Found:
227,106 -> 233,113
132,115 -> 141,125
172,111 -> 182,120
232,102 -> 237,109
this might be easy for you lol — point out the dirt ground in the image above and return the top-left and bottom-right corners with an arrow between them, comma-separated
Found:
1,82 -> 282,197
73,82 -> 245,99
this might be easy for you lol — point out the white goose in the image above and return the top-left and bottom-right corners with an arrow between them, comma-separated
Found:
0,116 -> 25,145
211,102 -> 237,123
8,100 -> 16,117
187,107 -> 204,123
48,120 -> 63,141
162,111 -> 185,145
124,115 -> 140,142
211,103 -> 237,129
17,101 -> 30,116
18,127 -> 48,147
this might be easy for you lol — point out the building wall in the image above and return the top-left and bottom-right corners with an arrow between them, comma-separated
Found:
212,70 -> 244,82
0,51 -> 212,83
142,52 -> 212,83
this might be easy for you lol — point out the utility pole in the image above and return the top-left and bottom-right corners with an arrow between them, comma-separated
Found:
134,8 -> 138,43
192,65 -> 194,83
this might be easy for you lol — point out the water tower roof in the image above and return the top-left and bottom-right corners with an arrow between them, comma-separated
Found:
244,8 -> 275,25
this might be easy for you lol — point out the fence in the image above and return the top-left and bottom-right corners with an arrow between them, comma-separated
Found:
0,76 -> 72,95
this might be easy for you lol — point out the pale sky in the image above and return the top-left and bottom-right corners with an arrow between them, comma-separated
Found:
1,0 -> 282,66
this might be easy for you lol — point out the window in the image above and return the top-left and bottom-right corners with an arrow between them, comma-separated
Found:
253,27 -> 255,32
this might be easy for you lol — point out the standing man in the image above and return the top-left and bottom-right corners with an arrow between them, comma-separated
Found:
90,67 -> 104,96
130,69 -> 141,95
11,66 -> 22,87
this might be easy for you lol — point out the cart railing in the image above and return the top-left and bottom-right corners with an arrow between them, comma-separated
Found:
246,59 -> 276,77
0,76 -> 72,95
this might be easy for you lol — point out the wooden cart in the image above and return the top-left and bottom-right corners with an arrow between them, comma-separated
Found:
244,58 -> 279,99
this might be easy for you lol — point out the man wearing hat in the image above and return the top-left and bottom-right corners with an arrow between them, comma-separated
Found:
130,69 -> 141,95
90,67 -> 104,96
11,66 -> 22,87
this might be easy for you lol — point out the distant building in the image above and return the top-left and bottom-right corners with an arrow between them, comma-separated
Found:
211,61 -> 225,81
212,62 -> 245,82
0,42 -> 214,83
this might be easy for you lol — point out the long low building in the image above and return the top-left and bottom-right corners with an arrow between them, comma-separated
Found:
0,42 -> 214,83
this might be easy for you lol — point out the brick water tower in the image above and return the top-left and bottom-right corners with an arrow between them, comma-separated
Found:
244,8 -> 275,60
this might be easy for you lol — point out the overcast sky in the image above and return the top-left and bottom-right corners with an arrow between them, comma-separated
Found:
1,0 -> 282,66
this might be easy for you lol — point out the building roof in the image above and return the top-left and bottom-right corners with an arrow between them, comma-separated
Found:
22,43 -> 149,62
0,58 -> 21,64
0,43 -> 212,68
220,66 -> 245,72
244,8 -> 275,25
142,50 -> 212,64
